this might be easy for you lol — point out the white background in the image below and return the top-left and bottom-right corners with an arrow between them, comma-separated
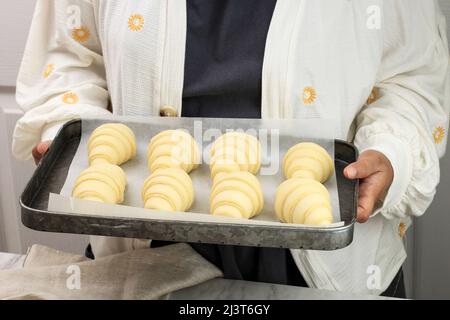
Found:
0,0 -> 449,299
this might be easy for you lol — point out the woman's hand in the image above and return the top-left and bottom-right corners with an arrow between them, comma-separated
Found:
344,150 -> 394,223
32,140 -> 52,165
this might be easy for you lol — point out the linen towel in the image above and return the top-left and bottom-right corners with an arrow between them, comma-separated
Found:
0,243 -> 222,300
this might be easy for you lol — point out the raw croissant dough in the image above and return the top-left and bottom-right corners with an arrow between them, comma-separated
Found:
275,178 -> 333,225
210,171 -> 263,219
88,123 -> 137,166
72,163 -> 127,204
147,130 -> 200,173
142,168 -> 194,212
210,132 -> 261,179
283,142 -> 334,183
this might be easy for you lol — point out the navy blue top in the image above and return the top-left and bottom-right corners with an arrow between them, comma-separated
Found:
181,0 -> 276,118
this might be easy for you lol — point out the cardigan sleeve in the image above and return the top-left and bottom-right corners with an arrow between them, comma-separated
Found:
354,0 -> 450,219
12,0 -> 111,160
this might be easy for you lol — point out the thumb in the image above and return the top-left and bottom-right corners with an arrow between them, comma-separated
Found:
344,152 -> 379,179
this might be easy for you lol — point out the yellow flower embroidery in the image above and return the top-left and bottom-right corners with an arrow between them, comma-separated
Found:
128,14 -> 145,31
62,92 -> 79,105
398,222 -> 406,238
366,88 -> 378,105
72,26 -> 90,43
302,87 -> 317,105
43,64 -> 54,78
433,126 -> 446,144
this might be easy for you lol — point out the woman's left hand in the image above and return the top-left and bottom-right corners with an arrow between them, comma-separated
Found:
344,150 -> 394,223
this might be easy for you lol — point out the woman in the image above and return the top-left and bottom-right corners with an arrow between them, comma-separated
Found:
13,0 -> 449,297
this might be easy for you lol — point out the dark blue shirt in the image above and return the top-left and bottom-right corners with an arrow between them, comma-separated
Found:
182,0 -> 276,118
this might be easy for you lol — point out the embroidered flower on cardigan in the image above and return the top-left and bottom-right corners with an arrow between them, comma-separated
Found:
433,126 -> 446,144
128,14 -> 145,31
302,87 -> 317,105
72,26 -> 90,43
62,92 -> 79,105
43,64 -> 54,78
398,222 -> 407,238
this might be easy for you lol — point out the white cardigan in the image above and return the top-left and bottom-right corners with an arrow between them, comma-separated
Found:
13,0 -> 450,294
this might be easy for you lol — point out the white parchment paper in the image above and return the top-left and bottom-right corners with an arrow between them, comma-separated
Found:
49,115 -> 344,228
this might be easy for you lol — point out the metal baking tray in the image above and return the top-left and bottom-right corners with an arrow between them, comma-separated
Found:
20,119 -> 358,250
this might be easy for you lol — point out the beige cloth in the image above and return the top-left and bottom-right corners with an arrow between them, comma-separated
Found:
0,244 -> 222,300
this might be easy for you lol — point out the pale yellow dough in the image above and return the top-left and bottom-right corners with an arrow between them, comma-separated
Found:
72,164 -> 127,204
210,171 -> 263,219
142,168 -> 194,212
147,130 -> 200,173
275,178 -> 333,225
210,132 -> 261,179
283,142 -> 334,183
88,123 -> 136,166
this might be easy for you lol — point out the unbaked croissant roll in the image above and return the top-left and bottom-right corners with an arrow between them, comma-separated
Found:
88,123 -> 136,166
275,178 -> 333,225
210,171 -> 263,219
72,164 -> 127,204
283,142 -> 334,183
210,132 -> 261,179
142,168 -> 194,212
147,130 -> 200,173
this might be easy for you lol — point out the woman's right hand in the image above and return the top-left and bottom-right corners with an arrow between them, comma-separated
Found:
32,140 -> 52,165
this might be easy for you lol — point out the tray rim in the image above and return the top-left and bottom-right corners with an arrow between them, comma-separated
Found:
20,200 -> 354,233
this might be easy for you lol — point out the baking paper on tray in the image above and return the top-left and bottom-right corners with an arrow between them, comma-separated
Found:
49,115 -> 344,228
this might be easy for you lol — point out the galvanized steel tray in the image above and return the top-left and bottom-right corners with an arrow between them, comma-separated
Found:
20,119 -> 358,250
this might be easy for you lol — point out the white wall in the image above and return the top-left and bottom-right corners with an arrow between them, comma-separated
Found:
0,0 -> 450,298
0,1 -> 36,86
